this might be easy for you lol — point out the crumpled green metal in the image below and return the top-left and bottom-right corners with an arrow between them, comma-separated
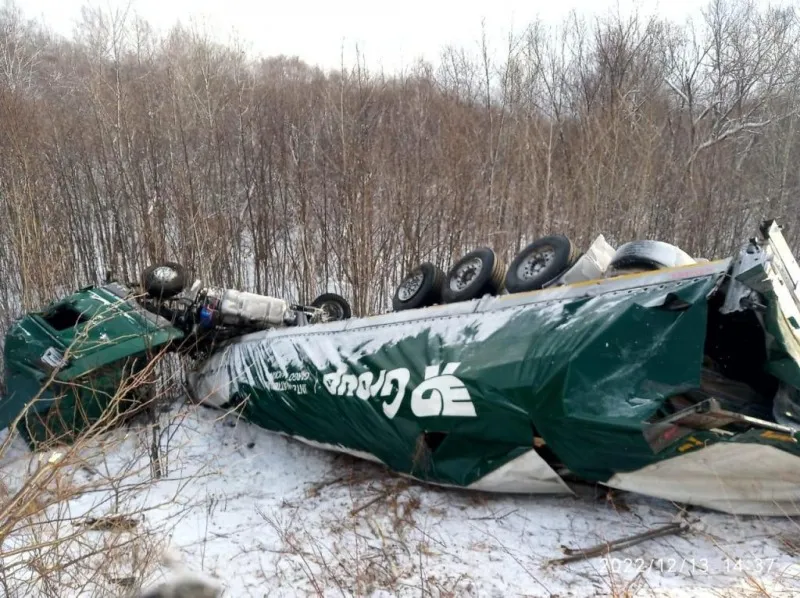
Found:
208,272 -> 723,488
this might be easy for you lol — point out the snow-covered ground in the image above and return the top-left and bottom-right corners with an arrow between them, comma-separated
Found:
2,401 -> 800,598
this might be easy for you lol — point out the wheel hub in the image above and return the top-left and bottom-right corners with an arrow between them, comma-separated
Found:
320,301 -> 344,321
450,257 -> 483,292
518,247 -> 555,280
397,271 -> 425,302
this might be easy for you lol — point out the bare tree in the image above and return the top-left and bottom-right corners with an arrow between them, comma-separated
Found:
2,0 -> 800,338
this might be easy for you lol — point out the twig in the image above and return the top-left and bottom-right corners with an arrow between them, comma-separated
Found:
306,475 -> 346,497
548,521 -> 689,566
469,508 -> 518,521
350,490 -> 391,516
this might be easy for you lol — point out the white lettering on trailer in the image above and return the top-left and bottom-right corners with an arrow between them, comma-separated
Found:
322,363 -> 476,419
411,363 -> 476,417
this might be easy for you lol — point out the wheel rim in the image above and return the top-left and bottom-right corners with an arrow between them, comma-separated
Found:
151,266 -> 179,283
517,247 -> 555,280
397,270 -> 425,302
449,257 -> 483,292
320,301 -> 344,321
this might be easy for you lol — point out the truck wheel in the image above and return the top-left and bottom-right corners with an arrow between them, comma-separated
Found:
442,247 -> 505,304
141,262 -> 187,299
606,240 -> 695,278
311,293 -> 352,321
392,262 -> 444,311
504,235 -> 579,293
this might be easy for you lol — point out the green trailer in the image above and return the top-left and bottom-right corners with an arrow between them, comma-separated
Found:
4,221 -> 800,515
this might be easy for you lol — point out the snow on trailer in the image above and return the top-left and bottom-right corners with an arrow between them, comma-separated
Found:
3,220 -> 800,516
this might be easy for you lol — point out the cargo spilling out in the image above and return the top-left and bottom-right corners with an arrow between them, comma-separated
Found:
3,219 -> 800,516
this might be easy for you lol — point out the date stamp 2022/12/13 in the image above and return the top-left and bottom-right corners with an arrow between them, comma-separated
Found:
603,556 -> 779,575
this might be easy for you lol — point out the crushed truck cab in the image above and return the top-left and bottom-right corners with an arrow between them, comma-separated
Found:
2,283 -> 184,445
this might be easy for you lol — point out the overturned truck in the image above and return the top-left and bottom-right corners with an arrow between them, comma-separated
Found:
3,220 -> 800,516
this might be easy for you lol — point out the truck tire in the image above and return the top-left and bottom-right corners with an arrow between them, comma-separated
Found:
504,235 -> 580,293
442,247 -> 505,304
606,240 -> 695,278
311,292 -> 352,321
392,262 -> 444,311
141,262 -> 187,299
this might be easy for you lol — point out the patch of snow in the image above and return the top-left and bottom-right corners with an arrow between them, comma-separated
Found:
2,403 -> 800,597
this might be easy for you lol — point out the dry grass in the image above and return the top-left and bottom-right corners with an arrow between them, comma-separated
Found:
254,469 -> 474,598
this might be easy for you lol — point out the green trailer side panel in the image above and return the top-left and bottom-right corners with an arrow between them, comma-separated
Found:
534,297 -> 710,481
193,274 -> 722,488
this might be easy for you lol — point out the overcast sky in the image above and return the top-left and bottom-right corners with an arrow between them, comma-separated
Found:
13,0 -> 782,72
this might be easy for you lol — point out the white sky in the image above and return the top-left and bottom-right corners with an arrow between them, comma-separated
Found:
12,0 -> 778,73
